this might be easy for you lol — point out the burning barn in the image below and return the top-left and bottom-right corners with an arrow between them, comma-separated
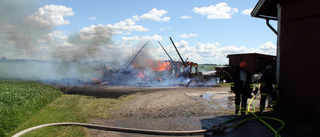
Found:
99,59 -> 207,87
97,38 -> 211,87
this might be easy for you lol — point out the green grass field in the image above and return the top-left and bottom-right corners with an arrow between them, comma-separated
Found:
0,81 -> 62,137
198,64 -> 216,71
7,94 -> 136,137
1,80 -> 136,137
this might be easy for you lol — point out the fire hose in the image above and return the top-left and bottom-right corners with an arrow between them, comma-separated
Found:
12,94 -> 285,137
12,116 -> 284,137
12,122 -> 208,137
12,115 -> 285,137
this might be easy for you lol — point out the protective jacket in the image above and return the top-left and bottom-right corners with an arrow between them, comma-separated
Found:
259,71 -> 278,93
259,71 -> 279,112
231,69 -> 253,95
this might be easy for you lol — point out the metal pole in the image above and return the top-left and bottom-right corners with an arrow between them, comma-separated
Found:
169,37 -> 187,67
124,41 -> 149,71
158,41 -> 181,73
122,55 -> 135,69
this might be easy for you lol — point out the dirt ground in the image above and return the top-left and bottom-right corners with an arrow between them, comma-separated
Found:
67,86 -> 234,137
66,86 -> 320,137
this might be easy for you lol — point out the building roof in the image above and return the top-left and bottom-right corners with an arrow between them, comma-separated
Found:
251,0 -> 278,20
227,53 -> 276,58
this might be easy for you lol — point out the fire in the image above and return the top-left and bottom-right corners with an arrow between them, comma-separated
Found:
92,78 -> 101,85
154,78 -> 162,81
152,60 -> 171,71
130,59 -> 171,82
131,58 -> 171,72
135,72 -> 150,81
135,72 -> 145,78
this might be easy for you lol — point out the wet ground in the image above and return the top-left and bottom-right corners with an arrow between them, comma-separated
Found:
186,91 -> 235,110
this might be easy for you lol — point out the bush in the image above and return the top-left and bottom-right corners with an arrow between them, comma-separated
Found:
0,81 -> 62,137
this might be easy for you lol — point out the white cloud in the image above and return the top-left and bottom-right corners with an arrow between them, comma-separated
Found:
23,15 -> 52,29
132,15 -> 140,21
157,41 -> 276,64
25,5 -> 74,27
141,35 -> 162,42
194,43 -> 220,58
95,8 -> 172,34
55,41 -> 73,47
257,41 -> 276,55
161,17 -> 170,22
140,8 -> 170,22
160,28 -> 171,31
106,18 -> 149,34
38,31 -> 66,44
178,33 -> 198,38
122,35 -> 162,43
122,36 -> 139,42
89,17 -> 96,20
193,2 -> 238,19
242,8 -> 253,15
180,15 -> 193,19
167,40 -> 193,58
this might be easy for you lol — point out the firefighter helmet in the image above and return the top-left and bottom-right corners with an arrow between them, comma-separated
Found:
240,61 -> 247,67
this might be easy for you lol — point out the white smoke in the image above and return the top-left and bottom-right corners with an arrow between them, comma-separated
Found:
0,1 -> 74,60
0,1 -> 106,83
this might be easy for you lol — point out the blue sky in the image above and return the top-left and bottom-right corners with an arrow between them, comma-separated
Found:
0,0 -> 277,64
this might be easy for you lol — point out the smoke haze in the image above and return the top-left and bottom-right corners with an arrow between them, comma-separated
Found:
0,1 -> 126,83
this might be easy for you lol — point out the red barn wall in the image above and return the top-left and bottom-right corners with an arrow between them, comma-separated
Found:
279,0 -> 320,113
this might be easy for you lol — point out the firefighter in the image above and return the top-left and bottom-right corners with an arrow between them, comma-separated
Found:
259,65 -> 279,113
231,61 -> 253,115
219,69 -> 225,83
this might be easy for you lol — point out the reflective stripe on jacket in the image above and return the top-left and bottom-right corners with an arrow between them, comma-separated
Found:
231,69 -> 253,93
259,71 -> 278,93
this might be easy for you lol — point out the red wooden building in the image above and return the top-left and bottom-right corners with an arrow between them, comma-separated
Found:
215,53 -> 276,82
227,53 -> 276,74
252,0 -> 320,114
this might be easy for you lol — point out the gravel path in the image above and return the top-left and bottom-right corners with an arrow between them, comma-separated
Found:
71,86 -> 235,137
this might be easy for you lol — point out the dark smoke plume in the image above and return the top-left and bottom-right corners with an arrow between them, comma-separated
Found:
53,25 -> 113,61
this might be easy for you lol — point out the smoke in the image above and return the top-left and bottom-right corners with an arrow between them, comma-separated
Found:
0,1 -> 107,84
53,25 -> 113,61
0,1 -> 75,60
0,1 -> 209,87
0,0 -> 43,55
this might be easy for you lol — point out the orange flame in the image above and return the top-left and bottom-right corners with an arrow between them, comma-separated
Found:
135,72 -> 152,81
131,58 -> 171,72
92,78 -> 101,85
135,72 -> 145,78
154,78 -> 162,81
152,61 -> 171,71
